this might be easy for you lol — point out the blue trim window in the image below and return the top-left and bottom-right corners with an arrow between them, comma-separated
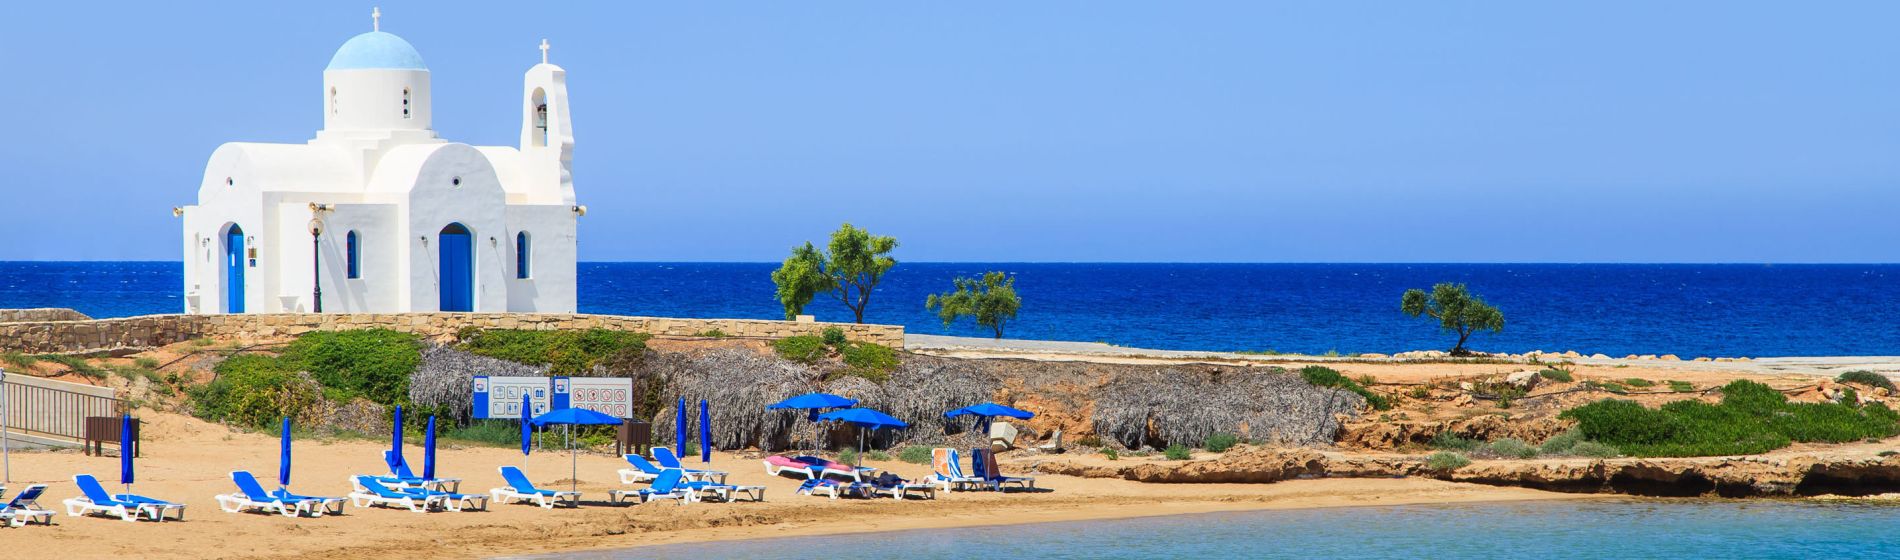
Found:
345,230 -> 361,279
515,231 -> 531,279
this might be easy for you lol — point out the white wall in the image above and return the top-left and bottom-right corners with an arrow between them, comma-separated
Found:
323,69 -> 432,132
403,144 -> 509,312
504,204 -> 578,312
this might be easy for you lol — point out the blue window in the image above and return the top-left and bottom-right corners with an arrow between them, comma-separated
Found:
345,230 -> 360,279
515,231 -> 531,279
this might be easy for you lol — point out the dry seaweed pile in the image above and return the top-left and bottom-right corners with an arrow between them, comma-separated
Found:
410,344 -> 548,418
644,348 -> 819,450
1092,366 -> 1364,449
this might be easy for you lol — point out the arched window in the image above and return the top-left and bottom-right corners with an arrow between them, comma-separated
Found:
531,88 -> 548,147
515,231 -> 532,279
345,230 -> 360,279
402,88 -> 411,119
329,87 -> 338,116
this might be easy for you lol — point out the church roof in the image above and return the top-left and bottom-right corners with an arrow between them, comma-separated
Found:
326,31 -> 427,71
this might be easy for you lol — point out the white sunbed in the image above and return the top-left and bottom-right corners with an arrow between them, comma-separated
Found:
349,476 -> 448,513
490,466 -> 580,509
65,474 -> 186,522
926,448 -> 987,492
215,471 -> 317,517
608,469 -> 694,505
0,484 -> 56,527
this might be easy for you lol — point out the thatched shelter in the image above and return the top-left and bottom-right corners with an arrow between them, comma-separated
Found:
410,344 -> 547,420
1092,365 -> 1363,449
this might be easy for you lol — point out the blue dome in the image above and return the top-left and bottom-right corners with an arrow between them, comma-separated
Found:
326,31 -> 427,70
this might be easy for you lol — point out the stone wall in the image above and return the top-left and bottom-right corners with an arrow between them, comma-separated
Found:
0,312 -> 904,354
0,308 -> 92,323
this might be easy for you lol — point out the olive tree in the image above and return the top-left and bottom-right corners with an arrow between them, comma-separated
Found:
1401,283 -> 1504,355
770,223 -> 898,323
925,271 -> 1021,339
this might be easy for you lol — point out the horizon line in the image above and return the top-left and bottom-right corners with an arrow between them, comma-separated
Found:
2,260 -> 1898,266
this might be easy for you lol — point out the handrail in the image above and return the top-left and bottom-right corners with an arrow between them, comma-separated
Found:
2,378 -> 125,443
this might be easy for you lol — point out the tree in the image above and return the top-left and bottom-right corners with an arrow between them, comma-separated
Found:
925,271 -> 1021,339
1401,283 -> 1504,355
770,223 -> 899,323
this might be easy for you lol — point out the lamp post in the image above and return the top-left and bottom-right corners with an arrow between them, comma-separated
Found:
2,367 -> 11,484
308,217 -> 324,313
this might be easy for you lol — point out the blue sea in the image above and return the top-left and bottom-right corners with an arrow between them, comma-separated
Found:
538,500 -> 1900,560
1,262 -> 1896,357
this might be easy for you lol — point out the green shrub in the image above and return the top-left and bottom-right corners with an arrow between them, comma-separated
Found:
897,445 -> 933,465
1839,388 -> 1860,407
1076,435 -> 1104,448
821,327 -> 848,346
839,341 -> 900,382
282,329 -> 422,404
133,357 -> 162,369
1430,431 -> 1480,451
693,329 -> 728,338
189,354 -> 321,430
35,355 -> 104,379
1538,368 -> 1574,383
1164,444 -> 1192,460
1880,450 -> 1898,458
1300,366 -> 1391,410
444,420 -> 524,447
1,352 -> 40,369
1838,371 -> 1897,392
1623,378 -> 1655,388
839,447 -> 860,466
457,328 -> 647,376
1667,380 -> 1695,392
1538,429 -> 1585,455
772,336 -> 828,364
1568,441 -> 1621,458
1562,399 -> 1682,446
1101,447 -> 1119,460
865,450 -> 892,462
1426,451 -> 1471,471
1485,438 -> 1538,459
1559,380 -> 1900,457
1204,433 -> 1241,453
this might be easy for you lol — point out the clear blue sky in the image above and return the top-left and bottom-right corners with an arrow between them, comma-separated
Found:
2,2 -> 1896,262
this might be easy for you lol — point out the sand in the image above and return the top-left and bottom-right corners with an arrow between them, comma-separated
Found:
0,411 -> 1586,559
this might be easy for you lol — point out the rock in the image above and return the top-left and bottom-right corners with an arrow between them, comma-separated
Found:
1694,357 -> 1713,362
1563,351 -> 1582,359
1592,354 -> 1611,360
1639,354 -> 1659,361
1505,370 -> 1541,389
1660,354 -> 1681,361
1623,355 -> 1640,360
1358,353 -> 1388,359
1458,381 -> 1476,391
1451,394 -> 1476,408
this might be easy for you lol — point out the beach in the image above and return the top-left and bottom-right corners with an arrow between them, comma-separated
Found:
0,410 -> 1583,559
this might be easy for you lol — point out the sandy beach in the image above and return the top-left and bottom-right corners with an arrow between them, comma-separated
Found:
0,411 -> 1584,559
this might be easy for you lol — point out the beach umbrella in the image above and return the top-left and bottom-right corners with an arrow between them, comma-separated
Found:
766,393 -> 858,452
423,415 -> 438,481
675,397 -> 688,457
119,414 -> 134,492
816,407 -> 908,461
519,393 -> 533,457
279,417 -> 292,488
945,402 -> 1036,435
389,404 -> 405,472
698,399 -> 712,463
531,407 -> 624,495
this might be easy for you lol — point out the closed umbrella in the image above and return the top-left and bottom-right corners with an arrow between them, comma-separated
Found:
119,414 -> 134,492
698,399 -> 712,463
519,393 -> 533,457
945,402 -> 1036,436
279,417 -> 292,488
423,415 -> 438,481
389,404 -> 405,473
675,397 -> 688,457
766,393 -> 858,452
531,407 -> 624,496
815,408 -> 908,463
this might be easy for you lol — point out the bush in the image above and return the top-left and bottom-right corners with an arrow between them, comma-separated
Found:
1076,435 -> 1104,448
1559,380 -> 1900,457
1426,451 -> 1472,471
772,336 -> 827,364
1838,371 -> 1897,392
865,450 -> 892,462
821,327 -> 848,346
897,445 -> 933,465
1204,433 -> 1241,453
458,328 -> 648,375
694,329 -> 728,338
1568,441 -> 1621,458
281,329 -> 422,404
445,420 -> 526,447
189,354 -> 322,429
1101,447 -> 1119,460
1430,431 -> 1480,452
1484,438 -> 1538,459
1,352 -> 39,369
839,447 -> 860,466
36,354 -> 104,379
1538,368 -> 1574,383
1538,429 -> 1585,455
1623,378 -> 1655,388
1668,380 -> 1695,392
1300,366 -> 1391,410
839,341 -> 900,382
1164,444 -> 1192,460
134,357 -> 162,369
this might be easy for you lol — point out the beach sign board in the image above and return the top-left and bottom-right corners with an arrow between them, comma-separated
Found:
551,377 -> 636,419
471,376 -> 553,419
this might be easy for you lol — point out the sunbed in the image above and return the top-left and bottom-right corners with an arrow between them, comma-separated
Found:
794,478 -> 853,500
375,450 -> 462,492
972,447 -> 1036,491
215,470 -> 318,517
490,466 -> 580,508
0,484 -> 55,527
652,447 -> 729,483
863,474 -> 936,501
608,469 -> 693,505
349,475 -> 448,513
681,478 -> 767,502
762,455 -> 817,479
793,455 -> 875,482
926,448 -> 986,492
618,454 -> 667,484
64,474 -> 186,522
269,487 -> 347,516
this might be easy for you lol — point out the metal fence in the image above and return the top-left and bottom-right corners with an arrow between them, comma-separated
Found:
2,377 -> 125,445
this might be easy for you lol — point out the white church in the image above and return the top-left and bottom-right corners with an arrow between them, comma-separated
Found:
177,10 -> 581,315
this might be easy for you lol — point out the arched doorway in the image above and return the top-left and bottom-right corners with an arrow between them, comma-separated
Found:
224,224 -> 245,313
439,223 -> 473,312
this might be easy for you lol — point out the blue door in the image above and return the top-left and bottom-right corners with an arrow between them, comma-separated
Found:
225,225 -> 246,313
439,223 -> 473,312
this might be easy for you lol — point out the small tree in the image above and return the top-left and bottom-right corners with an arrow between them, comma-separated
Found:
1401,283 -> 1504,355
925,271 -> 1021,339
770,223 -> 899,323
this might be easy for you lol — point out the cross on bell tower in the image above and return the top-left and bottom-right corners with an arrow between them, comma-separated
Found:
540,39 -> 550,64
372,7 -> 381,31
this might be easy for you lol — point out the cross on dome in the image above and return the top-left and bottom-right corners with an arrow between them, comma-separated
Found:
372,7 -> 381,31
540,39 -> 550,64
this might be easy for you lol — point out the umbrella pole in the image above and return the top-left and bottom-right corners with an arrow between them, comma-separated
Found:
568,424 -> 577,497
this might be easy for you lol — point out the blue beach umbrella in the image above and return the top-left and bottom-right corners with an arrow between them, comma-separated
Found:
423,416 -> 438,482
698,399 -> 712,463
816,408 -> 908,460
119,414 -> 134,490
519,393 -> 533,457
675,397 -> 688,457
279,417 -> 292,488
766,393 -> 858,452
390,404 -> 405,472
945,402 -> 1036,435
531,407 -> 624,495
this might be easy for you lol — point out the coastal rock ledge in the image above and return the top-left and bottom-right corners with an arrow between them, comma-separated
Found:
1030,447 -> 1900,498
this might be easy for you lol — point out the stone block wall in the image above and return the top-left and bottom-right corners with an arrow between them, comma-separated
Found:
0,312 -> 904,355
0,308 -> 92,323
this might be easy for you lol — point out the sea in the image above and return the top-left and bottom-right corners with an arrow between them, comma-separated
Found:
1,262 -> 1896,357
536,500 -> 1900,560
